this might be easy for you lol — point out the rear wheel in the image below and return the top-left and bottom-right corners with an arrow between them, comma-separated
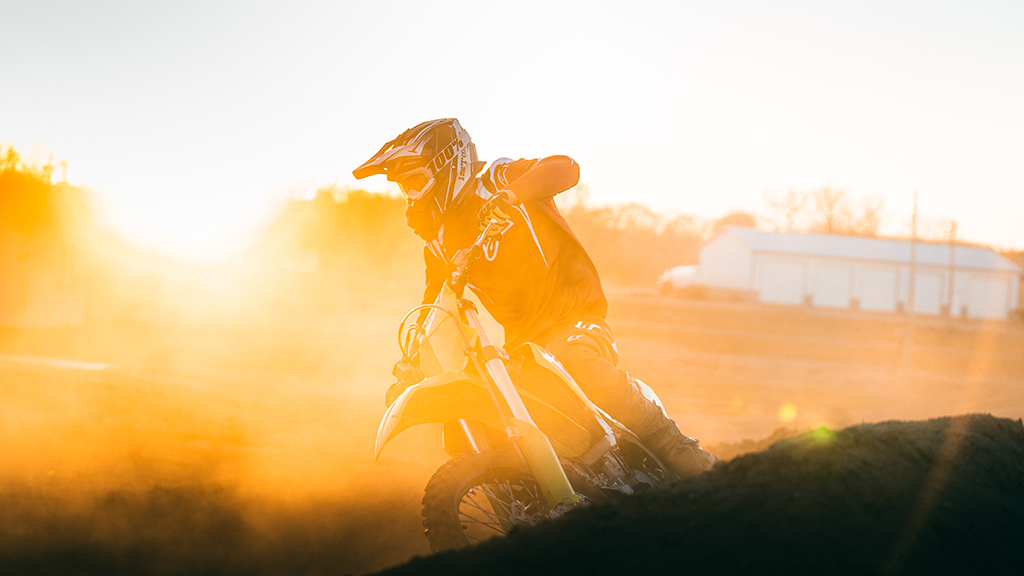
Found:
421,450 -> 552,552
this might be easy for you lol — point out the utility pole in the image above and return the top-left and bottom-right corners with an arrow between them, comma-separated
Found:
907,190 -> 918,316
947,220 -> 957,318
900,191 -> 919,378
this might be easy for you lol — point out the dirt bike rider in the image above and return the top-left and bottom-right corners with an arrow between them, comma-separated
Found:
353,118 -> 716,477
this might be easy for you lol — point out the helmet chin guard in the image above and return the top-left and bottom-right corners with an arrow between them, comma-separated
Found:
353,118 -> 485,214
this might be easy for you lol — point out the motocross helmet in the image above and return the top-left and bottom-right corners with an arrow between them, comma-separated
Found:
353,118 -> 485,240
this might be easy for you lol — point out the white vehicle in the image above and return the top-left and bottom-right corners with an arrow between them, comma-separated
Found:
655,265 -> 705,297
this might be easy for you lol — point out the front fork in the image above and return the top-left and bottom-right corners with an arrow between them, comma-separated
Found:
460,302 -> 581,509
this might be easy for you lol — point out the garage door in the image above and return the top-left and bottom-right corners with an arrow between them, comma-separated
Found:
860,267 -> 897,311
913,272 -> 942,315
968,276 -> 1009,319
813,265 -> 851,308
759,259 -> 805,305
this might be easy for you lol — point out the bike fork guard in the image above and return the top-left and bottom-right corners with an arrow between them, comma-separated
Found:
506,417 -> 581,508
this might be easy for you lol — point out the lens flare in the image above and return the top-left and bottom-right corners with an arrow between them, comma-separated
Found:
810,426 -> 834,444
779,403 -> 798,423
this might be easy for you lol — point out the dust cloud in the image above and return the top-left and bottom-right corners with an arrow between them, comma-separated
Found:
3,202 -> 1024,574
0,241 -> 445,575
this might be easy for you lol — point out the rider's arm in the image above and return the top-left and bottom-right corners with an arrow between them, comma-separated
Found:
485,156 -> 580,205
421,245 -> 447,305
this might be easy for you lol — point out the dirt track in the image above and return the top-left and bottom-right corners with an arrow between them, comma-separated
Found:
1,292 -> 1022,574
607,292 -> 1024,452
373,414 -> 1024,576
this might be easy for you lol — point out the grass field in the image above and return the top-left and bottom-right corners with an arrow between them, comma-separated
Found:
1,285 -> 1022,574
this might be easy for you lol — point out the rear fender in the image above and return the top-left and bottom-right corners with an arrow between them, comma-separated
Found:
375,372 -> 502,459
514,343 -> 666,426
516,390 -> 592,458
511,343 -> 609,445
513,343 -> 606,414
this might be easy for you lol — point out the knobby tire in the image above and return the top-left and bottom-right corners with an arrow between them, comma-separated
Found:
421,450 -> 548,553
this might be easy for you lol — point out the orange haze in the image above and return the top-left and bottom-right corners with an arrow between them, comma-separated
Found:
2,183 -> 1023,574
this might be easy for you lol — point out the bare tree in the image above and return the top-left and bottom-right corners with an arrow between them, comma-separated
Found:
762,189 -> 808,232
810,186 -> 852,234
0,146 -> 22,171
852,195 -> 885,236
713,210 -> 757,235
604,202 -> 661,231
920,217 -> 959,242
663,213 -> 709,239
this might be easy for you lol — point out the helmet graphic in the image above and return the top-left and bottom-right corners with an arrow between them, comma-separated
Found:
353,118 -> 485,214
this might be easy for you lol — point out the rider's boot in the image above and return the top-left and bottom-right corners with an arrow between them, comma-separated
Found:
600,375 -> 718,477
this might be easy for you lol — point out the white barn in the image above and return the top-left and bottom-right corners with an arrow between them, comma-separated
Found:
699,227 -> 1022,320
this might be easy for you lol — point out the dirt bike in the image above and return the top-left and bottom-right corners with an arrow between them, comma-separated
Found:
375,217 -> 680,552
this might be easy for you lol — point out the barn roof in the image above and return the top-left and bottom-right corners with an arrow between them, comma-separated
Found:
723,227 -> 1022,273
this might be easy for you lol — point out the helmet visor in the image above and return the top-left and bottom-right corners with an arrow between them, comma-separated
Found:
396,172 -> 430,199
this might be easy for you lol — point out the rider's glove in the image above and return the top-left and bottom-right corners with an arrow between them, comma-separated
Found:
477,192 -> 512,237
452,247 -> 473,271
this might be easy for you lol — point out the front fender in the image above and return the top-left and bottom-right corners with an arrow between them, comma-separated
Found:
374,372 -> 502,459
374,366 -> 595,459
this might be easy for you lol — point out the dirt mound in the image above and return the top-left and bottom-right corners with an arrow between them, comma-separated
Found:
704,425 -> 806,461
376,414 -> 1024,576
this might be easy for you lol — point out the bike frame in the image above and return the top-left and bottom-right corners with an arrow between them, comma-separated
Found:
376,220 -> 581,509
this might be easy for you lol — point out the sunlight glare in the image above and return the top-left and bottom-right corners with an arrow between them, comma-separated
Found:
779,403 -> 798,423
96,181 -> 278,263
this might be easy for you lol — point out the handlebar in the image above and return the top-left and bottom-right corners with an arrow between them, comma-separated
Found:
449,218 -> 502,295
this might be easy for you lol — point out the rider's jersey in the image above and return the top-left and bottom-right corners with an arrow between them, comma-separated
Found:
421,156 -> 609,349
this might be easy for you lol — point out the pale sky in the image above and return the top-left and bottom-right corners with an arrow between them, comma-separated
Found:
2,1 -> 1022,260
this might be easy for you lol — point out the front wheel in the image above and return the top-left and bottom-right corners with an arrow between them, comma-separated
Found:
421,450 -> 556,552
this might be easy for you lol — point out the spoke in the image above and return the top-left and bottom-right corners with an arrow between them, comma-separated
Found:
459,488 -> 511,540
470,485 -> 514,514
458,516 -> 508,535
519,479 -> 540,500
475,483 -> 502,501
498,480 -> 516,500
458,513 -> 507,528
461,493 -> 507,525
457,475 -> 548,541
475,484 -> 515,514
